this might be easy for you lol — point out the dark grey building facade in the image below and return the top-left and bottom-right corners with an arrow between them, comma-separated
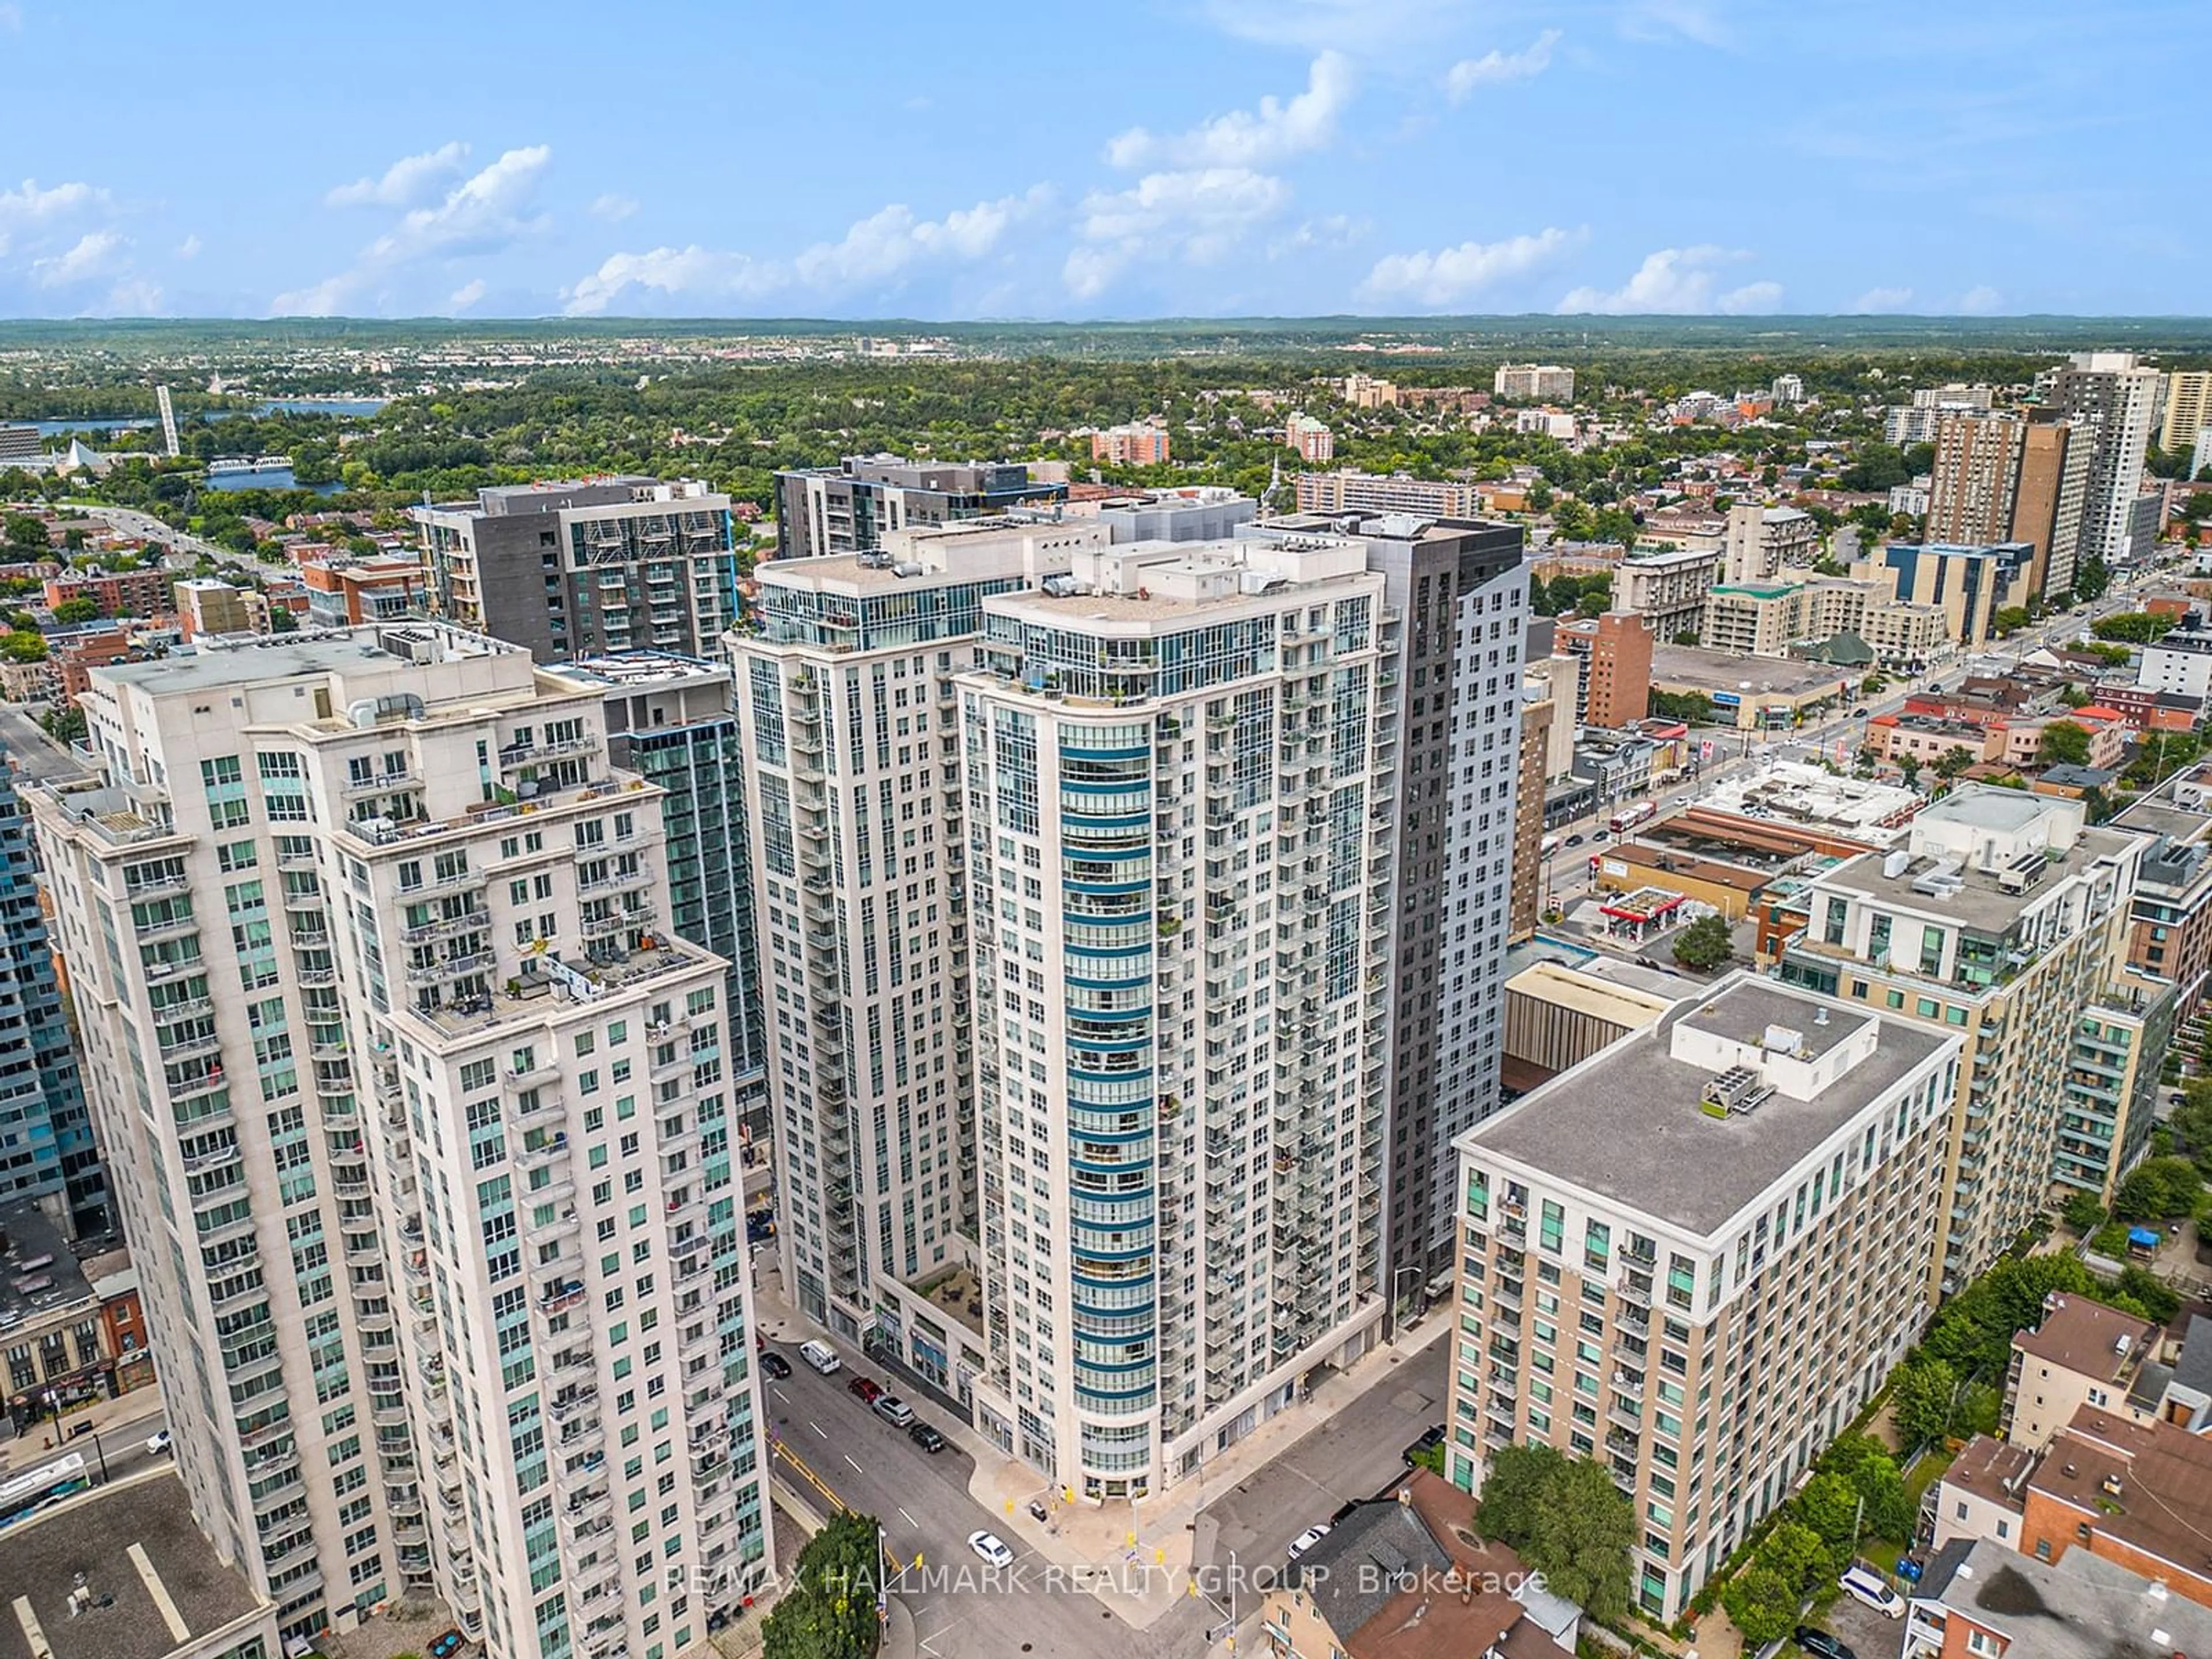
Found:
774,456 -> 1064,560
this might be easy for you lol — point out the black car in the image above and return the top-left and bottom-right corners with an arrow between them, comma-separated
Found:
746,1209 -> 777,1243
1565,833 -> 1585,847
1400,1423 -> 1445,1465
1793,1628 -> 1855,1659
908,1421 -> 946,1453
760,1351 -> 791,1380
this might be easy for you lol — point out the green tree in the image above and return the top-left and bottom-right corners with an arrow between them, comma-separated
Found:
268,606 -> 298,634
1850,1453 -> 1914,1543
1475,1442 -> 1561,1548
1649,689 -> 1713,724
1521,1459 -> 1637,1623
2115,1266 -> 2183,1323
1933,745 -> 1978,781
2171,1081 -> 2212,1176
50,596 -> 101,625
2113,1155 -> 2203,1222
1840,443 -> 1911,491
2074,553 -> 2112,601
1794,1472 -> 1862,1559
1991,605 -> 2031,637
1889,1354 -> 1961,1450
1671,912 -> 1734,971
2061,1191 -> 2106,1233
2092,612 -> 2168,645
762,1510 -> 882,1659
2,512 -> 48,553
1721,1559 -> 1802,1647
0,629 -> 47,664
2037,721 -> 2093,768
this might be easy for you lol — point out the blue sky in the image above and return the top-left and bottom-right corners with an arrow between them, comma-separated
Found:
0,0 -> 2199,321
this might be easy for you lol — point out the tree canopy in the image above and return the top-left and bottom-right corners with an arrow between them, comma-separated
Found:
1476,1444 -> 1635,1623
1671,913 -> 1734,971
762,1511 -> 882,1659
2037,721 -> 2092,768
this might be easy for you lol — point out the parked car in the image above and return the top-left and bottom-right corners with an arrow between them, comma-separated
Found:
873,1394 -> 915,1428
1565,833 -> 1585,847
1287,1524 -> 1331,1562
145,1429 -> 173,1456
1400,1424 -> 1445,1465
968,1529 -> 1015,1568
429,1631 -> 466,1659
798,1339 -> 840,1375
847,1376 -> 884,1405
760,1351 -> 791,1381
1838,1566 -> 1904,1618
1793,1628 -> 1856,1659
908,1421 -> 946,1453
1850,706 -> 1870,717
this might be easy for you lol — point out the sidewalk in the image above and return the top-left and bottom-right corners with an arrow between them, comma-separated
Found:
753,1254 -> 1455,1633
4,1381 -> 167,1475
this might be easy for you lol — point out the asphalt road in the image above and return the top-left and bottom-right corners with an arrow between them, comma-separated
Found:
1194,1323 -> 1450,1578
760,1340 -> 1211,1659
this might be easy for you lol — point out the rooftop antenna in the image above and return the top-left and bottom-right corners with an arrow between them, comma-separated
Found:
1264,452 -> 1284,517
155,384 -> 180,458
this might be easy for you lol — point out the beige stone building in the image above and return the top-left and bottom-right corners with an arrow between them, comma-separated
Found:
1449,975 -> 1960,1620
1775,788 -> 2143,1296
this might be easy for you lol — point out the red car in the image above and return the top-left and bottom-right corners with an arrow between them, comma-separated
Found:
847,1377 -> 883,1404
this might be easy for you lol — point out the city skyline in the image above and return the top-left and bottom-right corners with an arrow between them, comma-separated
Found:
0,0 -> 2203,321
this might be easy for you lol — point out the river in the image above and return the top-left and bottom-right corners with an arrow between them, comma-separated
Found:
21,396 -> 390,435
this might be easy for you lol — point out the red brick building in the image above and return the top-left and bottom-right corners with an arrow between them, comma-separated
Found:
42,566 -> 175,618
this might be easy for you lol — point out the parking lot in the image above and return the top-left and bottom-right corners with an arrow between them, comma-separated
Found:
1792,1584 -> 1907,1658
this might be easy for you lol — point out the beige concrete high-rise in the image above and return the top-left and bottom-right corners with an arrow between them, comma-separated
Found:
2161,370 -> 2212,457
2046,353 -> 2168,565
1926,412 -> 2090,601
1774,787 -> 2142,1296
29,626 -> 771,1659
1449,975 -> 1960,1620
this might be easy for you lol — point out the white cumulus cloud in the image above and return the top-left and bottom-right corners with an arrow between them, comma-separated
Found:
590,193 -> 639,222
1105,53 -> 1352,170
325,141 -> 471,209
1362,226 -> 1582,306
1851,285 -> 1916,313
1717,280 -> 1784,314
0,177 -> 108,232
1959,284 -> 2003,315
448,278 -> 487,312
563,188 -> 1046,316
176,233 -> 202,260
32,229 -> 124,287
276,145 -> 553,316
103,276 -> 164,316
1445,30 -> 1561,100
1558,245 -> 1774,314
1067,168 -> 1292,298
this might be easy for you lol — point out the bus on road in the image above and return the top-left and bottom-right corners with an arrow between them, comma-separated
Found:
1608,800 -> 1655,835
0,1452 -> 89,1532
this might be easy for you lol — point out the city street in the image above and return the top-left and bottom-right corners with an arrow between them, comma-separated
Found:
760,1341 -> 1213,1658
2,1389 -> 168,1490
1194,1321 -> 1449,1576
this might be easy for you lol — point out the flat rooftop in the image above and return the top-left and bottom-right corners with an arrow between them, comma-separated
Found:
1646,643 -> 1853,699
1468,975 -> 1950,1236
94,625 -> 525,696
1817,822 -> 2135,935
1916,1537 -> 2212,1659
0,1470 -> 269,1659
0,1204 -> 94,1336
548,651 -> 729,691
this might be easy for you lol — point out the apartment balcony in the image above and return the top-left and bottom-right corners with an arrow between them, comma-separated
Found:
557,1420 -> 606,1460
401,908 -> 491,945
405,950 -> 494,986
550,1385 -> 598,1424
559,1491 -> 615,1536
512,1131 -> 571,1172
343,768 -> 419,798
526,1208 -> 581,1249
136,912 -> 200,945
578,865 -> 654,899
536,1280 -> 589,1317
509,1093 -> 565,1132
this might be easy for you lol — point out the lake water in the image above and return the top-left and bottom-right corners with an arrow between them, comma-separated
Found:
23,396 -> 389,435
204,466 -> 344,495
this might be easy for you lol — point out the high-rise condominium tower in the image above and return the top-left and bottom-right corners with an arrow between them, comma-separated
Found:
2044,353 -> 2168,566
29,626 -> 770,1659
959,530 -> 1403,1497
543,652 -> 771,1143
730,517 -> 1105,1396
412,477 -> 740,664
1926,411 -> 2092,601
0,754 -> 104,1232
1246,512 -> 1528,1291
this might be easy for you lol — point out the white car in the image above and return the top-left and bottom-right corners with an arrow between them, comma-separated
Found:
1287,1524 -> 1331,1562
145,1429 -> 172,1456
1838,1565 -> 1904,1618
968,1529 -> 1015,1569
